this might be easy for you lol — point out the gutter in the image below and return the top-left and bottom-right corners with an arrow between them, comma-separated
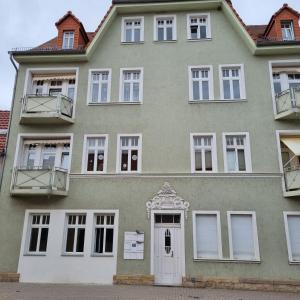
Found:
0,54 -> 18,190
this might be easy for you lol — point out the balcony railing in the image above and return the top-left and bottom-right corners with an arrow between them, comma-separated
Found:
275,88 -> 300,119
20,94 -> 74,124
11,167 -> 68,196
284,166 -> 300,196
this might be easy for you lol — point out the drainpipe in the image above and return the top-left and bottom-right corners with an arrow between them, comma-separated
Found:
0,53 -> 18,190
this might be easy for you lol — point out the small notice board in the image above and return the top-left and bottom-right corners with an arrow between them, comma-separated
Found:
124,231 -> 144,260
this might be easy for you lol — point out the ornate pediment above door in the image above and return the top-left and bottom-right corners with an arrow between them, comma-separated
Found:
146,182 -> 190,219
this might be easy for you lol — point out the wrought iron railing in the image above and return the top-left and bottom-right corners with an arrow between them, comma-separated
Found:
21,94 -> 74,118
284,165 -> 300,192
11,166 -> 68,193
275,87 -> 300,114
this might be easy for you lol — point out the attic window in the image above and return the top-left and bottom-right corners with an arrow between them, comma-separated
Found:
62,31 -> 75,49
281,21 -> 295,41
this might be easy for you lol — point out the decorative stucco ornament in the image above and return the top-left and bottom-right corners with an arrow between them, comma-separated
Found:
146,182 -> 190,219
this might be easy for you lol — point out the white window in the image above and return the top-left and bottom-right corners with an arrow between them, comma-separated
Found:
272,71 -> 300,95
21,140 -> 71,171
284,213 -> 300,262
220,65 -> 246,100
62,31 -> 75,49
122,17 -> 144,43
189,66 -> 214,101
281,21 -> 295,41
64,214 -> 86,254
119,68 -> 143,102
93,214 -> 115,255
67,79 -> 76,100
193,211 -> 222,259
223,133 -> 252,173
228,212 -> 260,261
82,135 -> 108,174
190,134 -> 217,172
26,214 -> 50,254
88,70 -> 111,103
187,13 -> 211,40
117,135 -> 142,173
154,15 -> 177,41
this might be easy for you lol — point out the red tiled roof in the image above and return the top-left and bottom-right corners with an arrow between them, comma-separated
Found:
0,111 -> 10,153
246,25 -> 268,41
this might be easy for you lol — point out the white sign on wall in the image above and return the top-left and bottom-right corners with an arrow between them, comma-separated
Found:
124,231 -> 144,260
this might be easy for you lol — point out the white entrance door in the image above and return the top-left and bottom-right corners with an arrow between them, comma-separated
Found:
154,214 -> 182,285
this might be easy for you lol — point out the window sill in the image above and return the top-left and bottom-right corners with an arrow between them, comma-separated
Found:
153,40 -> 177,43
194,258 -> 261,264
91,254 -> 114,257
23,253 -> 47,257
61,253 -> 84,257
88,102 -> 142,106
121,41 -> 144,45
188,99 -> 247,104
187,38 -> 212,42
289,261 -> 300,265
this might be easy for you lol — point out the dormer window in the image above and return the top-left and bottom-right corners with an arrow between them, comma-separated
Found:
281,21 -> 295,41
62,31 -> 75,49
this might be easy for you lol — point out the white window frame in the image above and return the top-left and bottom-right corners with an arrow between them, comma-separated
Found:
87,69 -> 112,104
119,68 -> 144,103
62,31 -> 75,49
187,13 -> 211,40
81,134 -> 108,174
227,211 -> 260,261
63,214 -> 87,255
219,64 -> 246,100
222,132 -> 252,173
116,134 -> 142,173
188,65 -> 214,101
281,21 -> 295,41
25,213 -> 50,255
283,212 -> 300,263
23,68 -> 79,119
154,15 -> 177,41
192,211 -> 223,260
121,16 -> 144,43
92,214 -> 116,256
190,133 -> 218,173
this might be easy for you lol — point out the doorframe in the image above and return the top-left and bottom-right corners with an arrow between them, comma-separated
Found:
150,209 -> 186,280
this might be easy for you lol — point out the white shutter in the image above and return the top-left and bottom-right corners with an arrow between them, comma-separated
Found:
196,214 -> 219,258
288,216 -> 300,261
231,214 -> 255,260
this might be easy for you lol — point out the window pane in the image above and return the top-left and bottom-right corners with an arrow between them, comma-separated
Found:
67,87 -> 75,100
133,82 -> 140,101
66,228 -> 75,252
105,228 -> 114,253
125,29 -> 132,42
87,151 -> 95,172
29,228 -> 39,252
134,28 -> 140,42
158,27 -> 164,41
39,228 -> 49,252
61,153 -> 69,170
166,27 -> 173,40
124,83 -> 131,101
205,150 -> 212,171
237,149 -> 246,171
274,82 -> 282,95
131,150 -> 138,171
227,149 -> 236,171
202,81 -> 209,100
196,214 -> 219,258
101,83 -> 108,102
200,25 -> 207,38
195,151 -> 202,171
76,228 -> 85,252
193,81 -> 200,100
223,80 -> 231,99
233,80 -> 241,99
42,154 -> 55,169
287,216 -> 300,261
97,150 -> 104,172
231,215 -> 255,260
190,25 -> 198,39
121,150 -> 128,171
95,228 -> 104,253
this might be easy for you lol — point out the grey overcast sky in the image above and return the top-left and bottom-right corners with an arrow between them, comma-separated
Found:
0,0 -> 299,110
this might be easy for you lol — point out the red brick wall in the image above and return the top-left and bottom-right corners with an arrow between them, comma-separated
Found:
0,111 -> 9,153
266,9 -> 300,40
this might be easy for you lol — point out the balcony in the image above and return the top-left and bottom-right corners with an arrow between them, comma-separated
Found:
11,167 -> 68,197
275,88 -> 300,120
284,166 -> 300,197
20,94 -> 74,124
